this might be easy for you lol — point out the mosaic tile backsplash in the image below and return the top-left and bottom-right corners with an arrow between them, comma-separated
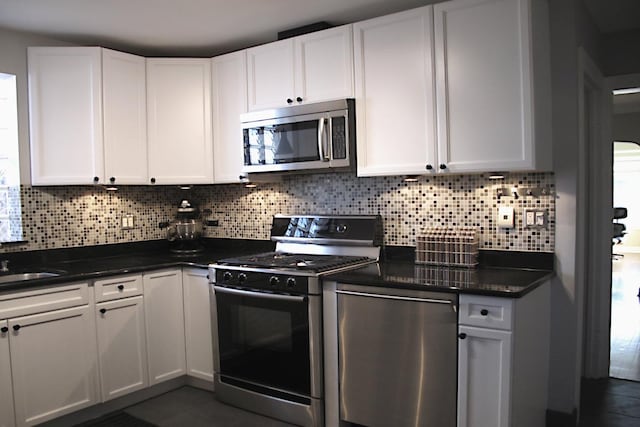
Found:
0,172 -> 555,253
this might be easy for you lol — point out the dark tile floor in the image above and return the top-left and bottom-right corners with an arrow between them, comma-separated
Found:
118,380 -> 640,427
123,386 -> 294,427
579,378 -> 640,426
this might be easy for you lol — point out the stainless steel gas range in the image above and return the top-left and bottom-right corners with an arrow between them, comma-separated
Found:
208,215 -> 381,427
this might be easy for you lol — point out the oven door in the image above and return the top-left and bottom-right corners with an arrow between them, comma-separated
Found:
212,285 -> 322,402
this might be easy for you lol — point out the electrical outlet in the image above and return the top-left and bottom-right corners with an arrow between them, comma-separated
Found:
497,206 -> 515,229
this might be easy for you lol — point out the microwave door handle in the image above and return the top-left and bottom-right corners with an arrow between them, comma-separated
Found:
318,118 -> 329,161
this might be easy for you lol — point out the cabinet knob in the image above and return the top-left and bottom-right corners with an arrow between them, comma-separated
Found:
13,324 -> 21,331
439,164 -> 447,170
0,326 -> 8,333
117,284 -> 125,291
150,177 -> 156,184
99,308 -> 107,314
296,97 -> 303,103
458,332 -> 467,340
286,98 -> 293,104
480,309 -> 489,316
425,164 -> 433,170
93,176 -> 100,183
109,177 -> 116,183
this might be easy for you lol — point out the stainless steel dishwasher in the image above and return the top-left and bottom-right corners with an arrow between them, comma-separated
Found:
336,283 -> 458,427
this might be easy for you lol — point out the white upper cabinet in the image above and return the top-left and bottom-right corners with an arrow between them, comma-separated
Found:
247,39 -> 295,111
354,0 -> 550,177
146,59 -> 213,185
102,49 -> 148,185
433,0 -> 551,173
353,7 -> 437,177
28,47 -> 104,185
294,25 -> 354,104
247,25 -> 354,111
211,51 -> 247,184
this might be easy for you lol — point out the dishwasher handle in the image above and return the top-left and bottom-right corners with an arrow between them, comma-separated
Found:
336,289 -> 457,311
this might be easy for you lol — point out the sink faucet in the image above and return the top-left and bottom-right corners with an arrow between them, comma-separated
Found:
1,260 -> 9,272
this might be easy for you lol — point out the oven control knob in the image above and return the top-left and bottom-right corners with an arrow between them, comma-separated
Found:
238,273 -> 247,284
269,276 -> 280,287
286,278 -> 296,288
222,272 -> 233,282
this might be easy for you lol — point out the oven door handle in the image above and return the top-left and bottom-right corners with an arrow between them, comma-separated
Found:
214,285 -> 307,303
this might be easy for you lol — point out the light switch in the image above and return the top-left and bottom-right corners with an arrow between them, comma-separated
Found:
497,206 -> 515,229
121,214 -> 135,230
524,209 -> 547,229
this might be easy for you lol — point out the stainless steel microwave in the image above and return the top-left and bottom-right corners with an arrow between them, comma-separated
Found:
241,98 -> 355,174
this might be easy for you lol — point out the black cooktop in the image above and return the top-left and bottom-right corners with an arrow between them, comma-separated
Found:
219,252 -> 371,272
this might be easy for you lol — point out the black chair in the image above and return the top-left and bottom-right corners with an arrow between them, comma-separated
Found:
613,207 -> 627,259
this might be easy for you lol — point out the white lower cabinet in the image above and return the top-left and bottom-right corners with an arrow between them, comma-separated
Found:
143,269 -> 186,385
182,268 -> 214,382
96,295 -> 148,401
457,282 -> 550,427
457,325 -> 512,427
1,320 -> 15,427
9,305 -> 98,427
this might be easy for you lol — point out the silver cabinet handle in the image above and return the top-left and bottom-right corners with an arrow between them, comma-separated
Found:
336,289 -> 456,308
214,285 -> 306,303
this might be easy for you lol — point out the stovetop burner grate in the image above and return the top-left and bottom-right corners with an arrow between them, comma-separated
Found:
219,252 -> 372,272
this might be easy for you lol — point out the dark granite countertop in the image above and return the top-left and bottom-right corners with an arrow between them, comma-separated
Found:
327,249 -> 554,298
0,239 -> 274,293
0,241 -> 553,297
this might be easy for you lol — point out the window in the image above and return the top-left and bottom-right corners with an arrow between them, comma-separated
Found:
0,72 -> 23,242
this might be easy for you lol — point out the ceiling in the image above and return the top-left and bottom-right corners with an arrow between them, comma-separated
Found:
0,0 -> 638,57
0,0 -> 439,56
582,0 -> 640,34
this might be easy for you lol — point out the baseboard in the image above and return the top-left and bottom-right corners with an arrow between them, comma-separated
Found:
546,408 -> 578,427
186,375 -> 215,392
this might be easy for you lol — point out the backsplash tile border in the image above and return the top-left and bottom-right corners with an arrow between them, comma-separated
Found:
0,172 -> 554,253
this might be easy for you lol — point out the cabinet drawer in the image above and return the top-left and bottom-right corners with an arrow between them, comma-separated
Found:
94,274 -> 143,302
0,282 -> 90,319
459,295 -> 513,331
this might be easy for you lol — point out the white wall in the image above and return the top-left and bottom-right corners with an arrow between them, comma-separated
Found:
548,0 -> 605,417
0,28 -> 70,185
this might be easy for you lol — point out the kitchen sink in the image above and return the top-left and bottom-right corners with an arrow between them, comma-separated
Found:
0,272 -> 61,284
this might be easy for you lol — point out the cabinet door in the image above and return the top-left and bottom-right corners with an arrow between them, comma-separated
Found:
143,269 -> 186,385
96,296 -> 148,401
102,49 -> 148,185
0,320 -> 15,427
294,25 -> 354,103
457,325 -> 512,427
246,39 -> 295,111
212,51 -> 247,184
182,268 -> 214,382
434,0 -> 534,172
28,47 -> 104,185
147,59 -> 213,184
9,305 -> 98,427
353,7 -> 437,177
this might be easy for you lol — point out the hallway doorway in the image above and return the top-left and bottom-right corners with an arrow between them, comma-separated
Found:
609,107 -> 640,381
